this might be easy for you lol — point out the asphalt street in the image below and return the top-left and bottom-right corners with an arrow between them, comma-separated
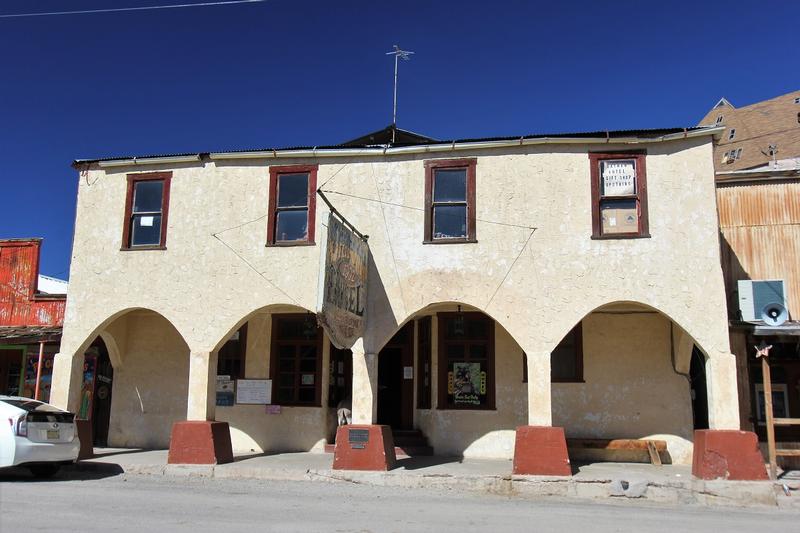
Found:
0,470 -> 797,532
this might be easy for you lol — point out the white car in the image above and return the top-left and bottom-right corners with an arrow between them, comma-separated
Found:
0,396 -> 80,478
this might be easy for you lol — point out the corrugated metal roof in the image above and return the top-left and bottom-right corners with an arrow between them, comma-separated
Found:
72,126 -> 709,166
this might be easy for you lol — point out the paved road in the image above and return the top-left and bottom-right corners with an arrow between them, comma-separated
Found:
0,470 -> 796,532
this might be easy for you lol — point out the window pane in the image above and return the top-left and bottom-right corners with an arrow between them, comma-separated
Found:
279,373 -> 294,387
133,181 -> 164,213
433,205 -> 467,239
277,173 -> 308,207
278,388 -> 294,403
131,214 -> 162,246
446,344 -> 465,360
600,199 -> 638,234
469,344 -> 487,360
433,168 -> 466,202
298,388 -> 315,403
275,210 -> 308,242
299,359 -> 316,372
552,327 -> 579,381
600,160 -> 636,197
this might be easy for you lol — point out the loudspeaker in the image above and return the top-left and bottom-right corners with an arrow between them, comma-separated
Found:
761,302 -> 788,327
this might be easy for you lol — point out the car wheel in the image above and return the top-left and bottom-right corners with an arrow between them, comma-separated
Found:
28,464 -> 60,479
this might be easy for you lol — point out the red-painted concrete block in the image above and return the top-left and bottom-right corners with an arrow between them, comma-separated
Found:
513,426 -> 572,476
75,419 -> 94,460
332,424 -> 396,471
167,421 -> 234,465
692,429 -> 767,480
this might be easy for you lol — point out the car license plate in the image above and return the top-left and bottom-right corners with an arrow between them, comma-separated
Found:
47,429 -> 60,440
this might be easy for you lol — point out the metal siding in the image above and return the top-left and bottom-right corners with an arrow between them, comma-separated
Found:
720,225 -> 800,319
0,241 -> 65,327
717,181 -> 800,228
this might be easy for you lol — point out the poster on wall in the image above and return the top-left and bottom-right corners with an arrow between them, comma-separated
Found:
79,354 -> 98,419
452,362 -> 483,405
216,375 -> 235,406
236,379 -> 271,405
22,352 -> 55,402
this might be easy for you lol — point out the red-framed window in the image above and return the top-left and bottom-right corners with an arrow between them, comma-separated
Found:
424,158 -> 477,243
122,171 -> 172,249
589,152 -> 649,239
267,165 -> 317,246
269,314 -> 322,406
437,312 -> 495,410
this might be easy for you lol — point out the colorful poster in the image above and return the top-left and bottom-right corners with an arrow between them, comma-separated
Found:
23,353 -> 55,402
452,362 -> 482,405
79,354 -> 98,419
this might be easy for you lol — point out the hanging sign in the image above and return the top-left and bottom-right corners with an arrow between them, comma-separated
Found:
601,159 -> 636,196
317,213 -> 369,349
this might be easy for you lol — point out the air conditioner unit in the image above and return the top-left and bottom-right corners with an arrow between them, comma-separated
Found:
737,280 -> 788,321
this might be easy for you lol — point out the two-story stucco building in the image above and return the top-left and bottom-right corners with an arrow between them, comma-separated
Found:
50,124 -> 766,478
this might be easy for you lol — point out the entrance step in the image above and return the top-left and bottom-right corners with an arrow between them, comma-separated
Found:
326,428 -> 433,457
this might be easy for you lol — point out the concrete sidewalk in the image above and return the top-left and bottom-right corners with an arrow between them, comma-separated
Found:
73,448 -> 800,510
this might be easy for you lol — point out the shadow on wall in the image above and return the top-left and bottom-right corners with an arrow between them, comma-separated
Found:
364,248 -> 397,353
101,310 -> 190,449
719,231 -> 751,320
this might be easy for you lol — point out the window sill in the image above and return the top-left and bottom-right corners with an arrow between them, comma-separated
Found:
265,241 -> 316,247
120,245 -> 167,251
273,403 -> 322,408
437,406 -> 496,411
591,233 -> 651,240
423,239 -> 478,245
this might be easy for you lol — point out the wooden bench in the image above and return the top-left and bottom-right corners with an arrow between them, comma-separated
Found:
567,438 -> 667,466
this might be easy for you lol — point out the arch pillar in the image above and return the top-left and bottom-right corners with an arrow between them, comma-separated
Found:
168,349 -> 233,465
513,348 -> 571,476
333,338 -> 396,471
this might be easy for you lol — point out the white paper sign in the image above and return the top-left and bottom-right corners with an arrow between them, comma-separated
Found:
140,216 -> 154,227
403,366 -> 413,380
236,379 -> 271,404
601,160 -> 636,196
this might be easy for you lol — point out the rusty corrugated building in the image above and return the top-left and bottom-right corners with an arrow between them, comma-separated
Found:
0,239 -> 67,400
701,90 -> 800,466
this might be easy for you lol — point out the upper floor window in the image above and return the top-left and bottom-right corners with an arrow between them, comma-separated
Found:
589,152 -> 649,239
122,172 -> 171,249
424,158 -> 477,243
267,165 -> 317,246
715,115 -> 724,124
728,128 -> 736,140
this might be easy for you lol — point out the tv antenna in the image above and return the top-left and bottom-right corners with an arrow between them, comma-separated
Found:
386,45 -> 414,142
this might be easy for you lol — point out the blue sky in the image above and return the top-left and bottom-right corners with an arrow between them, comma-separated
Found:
1,0 -> 798,278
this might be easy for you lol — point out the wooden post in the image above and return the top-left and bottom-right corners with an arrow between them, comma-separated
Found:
761,354 -> 777,480
34,341 -> 45,401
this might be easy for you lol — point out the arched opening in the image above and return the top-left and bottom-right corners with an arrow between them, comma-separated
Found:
550,301 -> 710,465
208,304 -> 330,454
73,308 -> 190,449
371,302 -> 527,459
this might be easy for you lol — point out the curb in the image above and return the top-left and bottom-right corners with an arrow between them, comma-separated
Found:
70,461 -> 800,510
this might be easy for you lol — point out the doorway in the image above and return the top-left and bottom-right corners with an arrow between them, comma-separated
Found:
377,323 -> 414,430
0,348 -> 24,396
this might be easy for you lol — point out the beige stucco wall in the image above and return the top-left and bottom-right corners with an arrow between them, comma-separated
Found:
553,311 -> 694,464
106,311 -> 189,448
52,133 -> 740,455
214,312 -> 331,453
414,315 -> 526,459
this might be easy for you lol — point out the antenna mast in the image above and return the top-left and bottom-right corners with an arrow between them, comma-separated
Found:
386,45 -> 414,143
